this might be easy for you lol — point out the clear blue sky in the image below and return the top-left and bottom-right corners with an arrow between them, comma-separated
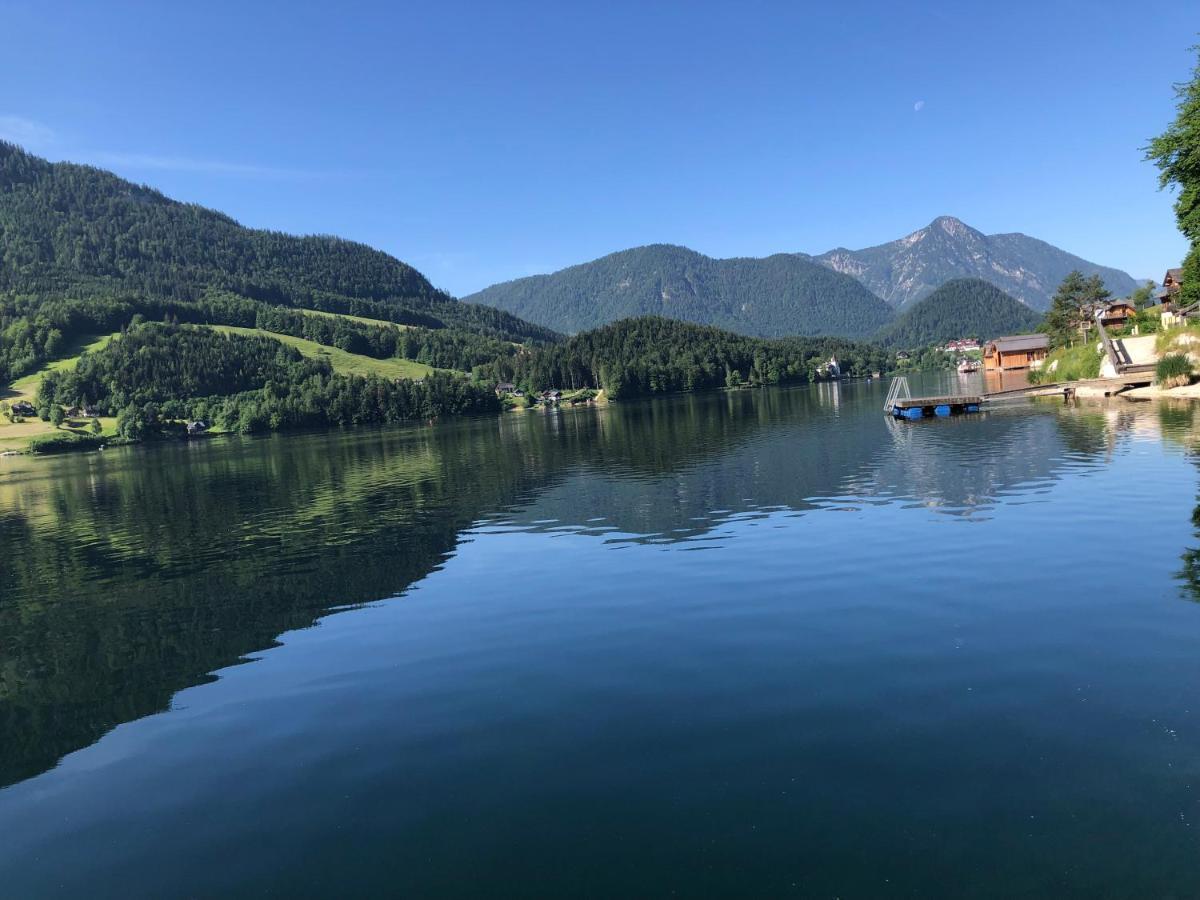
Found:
1,0 -> 1195,295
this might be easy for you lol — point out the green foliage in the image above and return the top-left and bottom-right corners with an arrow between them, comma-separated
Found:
1043,271 -> 1110,347
465,244 -> 896,339
1146,47 -> 1200,246
27,432 -> 105,454
479,316 -> 891,399
48,405 -> 64,427
48,324 -> 312,412
1182,246 -> 1200,307
1132,307 -> 1161,335
116,403 -> 158,440
39,322 -> 500,436
1157,353 -> 1194,388
1130,281 -> 1156,310
1028,343 -> 1102,384
0,142 -> 556,344
1147,46 -> 1200,306
873,278 -> 1041,348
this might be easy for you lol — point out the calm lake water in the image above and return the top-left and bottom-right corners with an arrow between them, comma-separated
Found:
4,373 -> 1200,896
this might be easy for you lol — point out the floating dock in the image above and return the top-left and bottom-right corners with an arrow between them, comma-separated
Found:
884,377 -> 982,419
890,395 -> 982,420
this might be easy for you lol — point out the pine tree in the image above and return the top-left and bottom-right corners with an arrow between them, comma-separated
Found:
1044,271 -> 1110,347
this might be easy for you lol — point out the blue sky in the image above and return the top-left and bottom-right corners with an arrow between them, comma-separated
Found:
1,0 -> 1195,295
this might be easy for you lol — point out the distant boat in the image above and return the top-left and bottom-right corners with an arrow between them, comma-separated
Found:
957,358 -> 981,374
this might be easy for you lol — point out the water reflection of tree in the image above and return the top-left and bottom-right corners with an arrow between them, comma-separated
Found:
0,392 -> 810,788
0,386 -> 1162,789
1180,504 -> 1200,602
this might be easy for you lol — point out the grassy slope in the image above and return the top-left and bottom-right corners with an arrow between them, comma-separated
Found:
0,333 -> 123,451
208,325 -> 435,379
0,324 -> 438,452
6,333 -> 118,403
300,307 -> 411,329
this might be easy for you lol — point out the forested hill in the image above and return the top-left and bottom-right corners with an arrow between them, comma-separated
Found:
480,316 -> 892,398
463,244 -> 896,339
873,278 -> 1044,349
0,142 -> 554,341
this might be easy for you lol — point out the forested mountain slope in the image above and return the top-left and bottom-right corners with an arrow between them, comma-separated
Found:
0,142 -> 555,341
873,278 -> 1043,348
464,244 -> 896,339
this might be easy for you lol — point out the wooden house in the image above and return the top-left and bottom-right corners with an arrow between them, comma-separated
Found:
10,400 -> 35,417
1162,267 -> 1184,305
1099,301 -> 1136,329
983,334 -> 1049,372
495,382 -> 517,396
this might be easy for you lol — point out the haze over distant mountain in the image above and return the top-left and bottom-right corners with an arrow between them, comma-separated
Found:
462,244 -> 895,339
815,216 -> 1139,311
873,278 -> 1043,349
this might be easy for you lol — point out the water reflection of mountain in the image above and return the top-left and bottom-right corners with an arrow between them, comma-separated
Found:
501,386 -> 1124,539
0,383 -> 1141,788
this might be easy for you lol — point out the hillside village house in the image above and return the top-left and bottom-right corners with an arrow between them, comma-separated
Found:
1157,267 -> 1196,328
943,338 -> 981,352
1098,301 -> 1136,329
1160,267 -> 1184,305
983,334 -> 1050,372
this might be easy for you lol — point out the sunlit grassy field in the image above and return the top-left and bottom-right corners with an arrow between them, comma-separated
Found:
1,333 -> 122,451
208,325 -> 435,380
300,308 -> 411,329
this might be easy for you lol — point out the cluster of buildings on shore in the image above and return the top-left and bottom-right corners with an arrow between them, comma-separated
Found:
494,383 -> 563,403
953,267 -> 1194,374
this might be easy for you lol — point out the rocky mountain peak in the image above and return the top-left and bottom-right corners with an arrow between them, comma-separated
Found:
814,217 -> 1136,310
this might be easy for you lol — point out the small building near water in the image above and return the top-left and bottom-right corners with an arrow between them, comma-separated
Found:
983,334 -> 1049,372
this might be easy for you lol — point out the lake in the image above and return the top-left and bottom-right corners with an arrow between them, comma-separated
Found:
3,373 -> 1200,897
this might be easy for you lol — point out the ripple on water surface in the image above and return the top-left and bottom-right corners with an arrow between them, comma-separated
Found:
3,379 -> 1200,895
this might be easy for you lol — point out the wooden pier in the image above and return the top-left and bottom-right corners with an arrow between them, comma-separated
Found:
884,368 -> 1158,421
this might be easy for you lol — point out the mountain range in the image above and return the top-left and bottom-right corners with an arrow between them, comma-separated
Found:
466,216 -> 1141,337
1,143 -> 1142,351
463,244 -> 894,339
815,216 -> 1139,311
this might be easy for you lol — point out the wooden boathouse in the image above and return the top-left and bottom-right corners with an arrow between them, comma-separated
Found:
982,334 -> 1049,372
